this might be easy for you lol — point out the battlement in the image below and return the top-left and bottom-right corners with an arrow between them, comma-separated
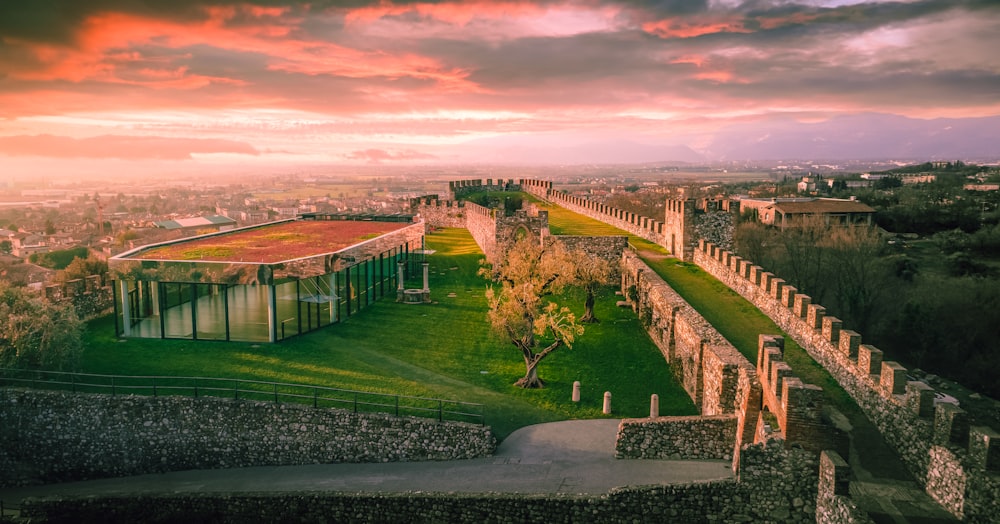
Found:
694,239 -> 1000,521
448,178 -> 523,200
756,335 -> 845,454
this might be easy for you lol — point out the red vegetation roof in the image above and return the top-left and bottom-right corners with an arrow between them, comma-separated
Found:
128,220 -> 409,263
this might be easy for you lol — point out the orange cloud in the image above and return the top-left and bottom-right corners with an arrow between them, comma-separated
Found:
4,4 -> 482,94
642,16 -> 751,39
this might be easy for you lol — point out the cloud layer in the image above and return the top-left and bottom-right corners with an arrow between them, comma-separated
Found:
1,0 -> 998,166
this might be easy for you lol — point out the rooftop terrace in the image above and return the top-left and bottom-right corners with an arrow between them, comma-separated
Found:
122,219 -> 411,264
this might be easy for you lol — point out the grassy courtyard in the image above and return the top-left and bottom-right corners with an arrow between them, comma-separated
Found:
81,227 -> 696,440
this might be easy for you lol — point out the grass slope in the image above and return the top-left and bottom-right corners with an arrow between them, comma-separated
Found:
82,227 -> 694,440
535,197 -> 856,412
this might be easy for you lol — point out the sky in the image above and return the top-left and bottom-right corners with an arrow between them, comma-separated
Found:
1,0 -> 999,176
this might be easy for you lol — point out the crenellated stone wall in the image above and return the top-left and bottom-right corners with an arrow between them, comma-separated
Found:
695,239 -> 1000,522
448,178 -> 524,200
0,388 -> 495,488
816,450 -> 876,524
410,196 -> 467,228
43,274 -> 113,320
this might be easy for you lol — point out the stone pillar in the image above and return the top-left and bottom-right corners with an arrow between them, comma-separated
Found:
650,394 -> 659,418
603,391 -> 612,414
421,262 -> 431,302
119,280 -> 132,337
572,381 -> 581,402
396,260 -> 406,302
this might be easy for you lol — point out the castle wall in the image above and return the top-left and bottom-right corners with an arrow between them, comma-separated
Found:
816,450 -> 876,524
43,274 -> 113,320
449,178 -> 523,200
546,190 -> 669,250
615,415 -> 738,460
411,197 -> 467,228
695,240 -> 1000,522
20,442 -> 820,524
621,251 -> 754,417
462,201 -> 499,259
0,389 -> 495,488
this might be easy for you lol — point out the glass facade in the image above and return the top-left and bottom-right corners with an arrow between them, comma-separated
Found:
113,244 -> 411,343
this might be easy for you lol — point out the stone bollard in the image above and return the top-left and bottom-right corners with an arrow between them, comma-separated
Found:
572,381 -> 581,403
603,391 -> 612,414
650,394 -> 659,418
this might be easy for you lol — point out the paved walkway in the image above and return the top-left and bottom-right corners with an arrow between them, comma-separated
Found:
0,420 -> 734,508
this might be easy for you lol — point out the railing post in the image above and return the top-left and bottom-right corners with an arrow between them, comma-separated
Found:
152,377 -> 157,397
235,381 -> 239,400
313,389 -> 317,409
395,396 -> 399,417
71,373 -> 76,393
111,376 -> 115,396
438,400 -> 443,422
353,392 -> 358,413
273,383 -> 278,403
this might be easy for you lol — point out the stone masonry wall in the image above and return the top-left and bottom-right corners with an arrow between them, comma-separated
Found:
462,201 -> 499,260
21,441 -> 820,524
620,250 -> 754,417
695,240 -> 1000,522
615,414 -> 738,460
412,197 -> 467,228
0,388 -> 495,488
816,450 -> 876,524
548,190 -> 668,248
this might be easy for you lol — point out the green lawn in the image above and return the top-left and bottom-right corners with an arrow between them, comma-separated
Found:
81,228 -> 695,440
535,197 -> 858,414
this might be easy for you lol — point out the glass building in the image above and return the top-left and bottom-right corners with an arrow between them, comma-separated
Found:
108,215 -> 424,343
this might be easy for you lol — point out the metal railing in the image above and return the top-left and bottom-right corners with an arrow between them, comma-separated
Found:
0,368 -> 484,425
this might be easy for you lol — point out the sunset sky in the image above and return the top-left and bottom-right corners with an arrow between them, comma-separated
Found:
1,0 -> 999,175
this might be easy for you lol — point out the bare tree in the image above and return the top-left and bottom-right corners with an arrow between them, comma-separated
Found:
480,237 -> 583,388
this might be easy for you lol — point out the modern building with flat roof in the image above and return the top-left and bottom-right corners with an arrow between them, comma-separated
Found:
109,214 -> 424,343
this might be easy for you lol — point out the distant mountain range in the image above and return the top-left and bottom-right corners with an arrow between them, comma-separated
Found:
705,113 -> 1000,162
451,113 -> 1000,165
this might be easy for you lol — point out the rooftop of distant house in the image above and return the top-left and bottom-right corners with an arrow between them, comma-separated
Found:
768,198 -> 875,214
118,218 -> 412,264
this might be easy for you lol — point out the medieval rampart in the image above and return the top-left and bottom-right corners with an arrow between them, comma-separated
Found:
695,240 -> 1000,522
616,414 -> 737,460
42,274 -> 113,320
410,196 -> 467,228
448,178 -> 523,200
19,441 -> 820,524
548,190 -> 668,248
0,388 -> 495,488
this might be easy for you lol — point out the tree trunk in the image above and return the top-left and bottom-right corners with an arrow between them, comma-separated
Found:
514,358 -> 545,388
580,290 -> 599,323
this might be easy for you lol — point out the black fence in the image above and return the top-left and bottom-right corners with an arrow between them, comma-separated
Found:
0,368 -> 484,426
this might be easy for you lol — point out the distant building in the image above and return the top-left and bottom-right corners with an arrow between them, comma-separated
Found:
153,215 -> 237,233
796,176 -> 818,193
739,197 -> 875,229
10,233 -> 49,258
900,174 -> 936,185
827,179 -> 871,189
963,184 -> 1000,192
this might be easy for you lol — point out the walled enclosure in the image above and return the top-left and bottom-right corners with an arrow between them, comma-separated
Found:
20,441 -> 822,524
695,239 -> 1000,522
0,388 -> 495,487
